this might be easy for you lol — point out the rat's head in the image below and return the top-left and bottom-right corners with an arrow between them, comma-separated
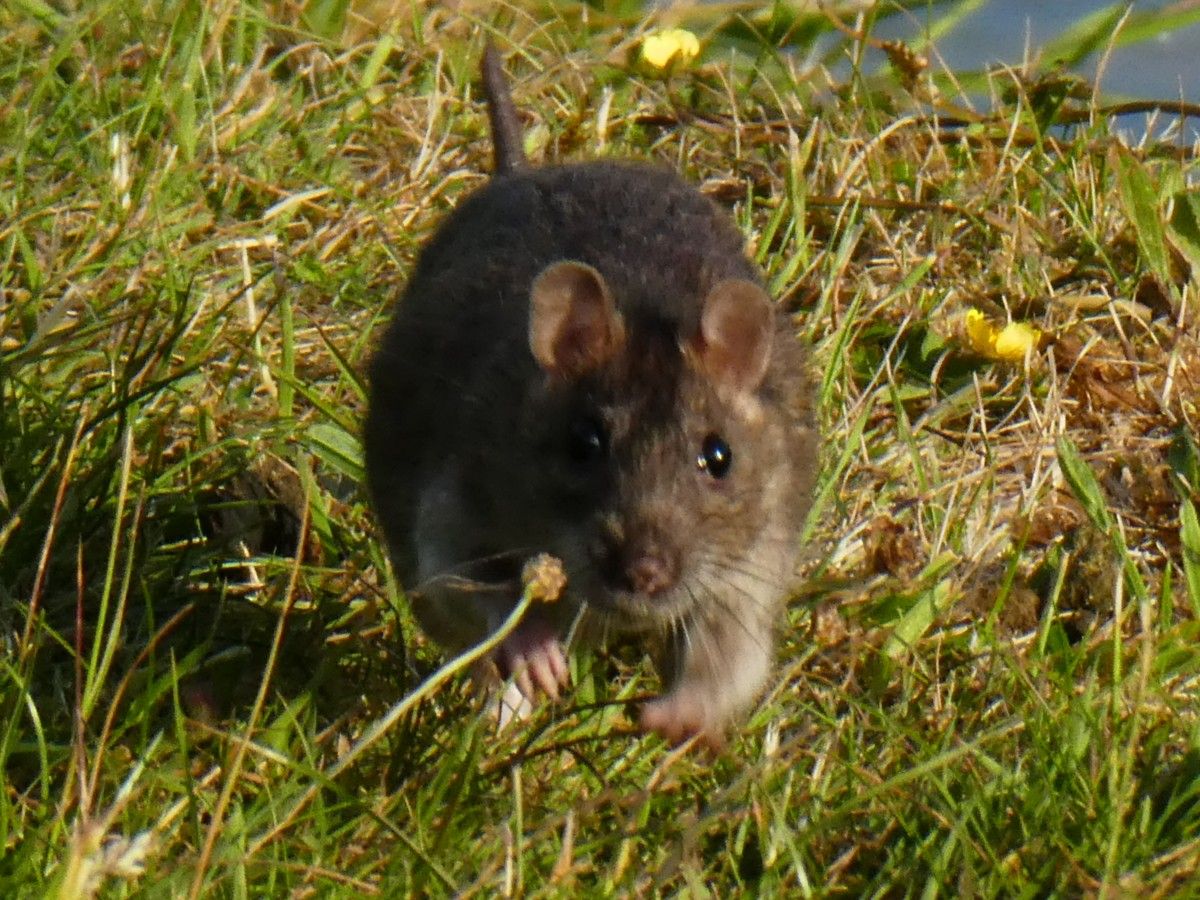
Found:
517,259 -> 811,632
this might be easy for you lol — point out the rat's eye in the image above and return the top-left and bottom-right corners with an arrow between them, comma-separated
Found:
697,433 -> 732,479
566,415 -> 607,464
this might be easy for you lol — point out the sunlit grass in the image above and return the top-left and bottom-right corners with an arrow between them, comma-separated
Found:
2,0 -> 1199,894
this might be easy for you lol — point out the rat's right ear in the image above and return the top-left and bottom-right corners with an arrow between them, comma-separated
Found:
529,260 -> 624,378
686,279 -> 774,394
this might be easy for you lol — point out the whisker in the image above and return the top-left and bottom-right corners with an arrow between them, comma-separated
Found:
691,580 -> 774,658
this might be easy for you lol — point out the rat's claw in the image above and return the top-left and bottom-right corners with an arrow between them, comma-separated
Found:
548,642 -> 569,687
498,617 -> 569,701
639,693 -> 727,751
513,666 -> 537,702
525,649 -> 559,700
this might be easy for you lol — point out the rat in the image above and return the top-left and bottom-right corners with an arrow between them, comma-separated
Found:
364,44 -> 818,746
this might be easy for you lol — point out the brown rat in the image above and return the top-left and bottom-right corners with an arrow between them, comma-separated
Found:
365,45 -> 818,746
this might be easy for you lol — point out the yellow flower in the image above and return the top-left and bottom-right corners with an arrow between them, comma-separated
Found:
963,309 -> 1042,362
963,309 -> 995,355
521,553 -> 566,604
993,322 -> 1042,360
640,28 -> 700,71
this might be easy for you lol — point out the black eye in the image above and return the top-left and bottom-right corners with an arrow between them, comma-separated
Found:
697,433 -> 732,479
566,415 -> 606,464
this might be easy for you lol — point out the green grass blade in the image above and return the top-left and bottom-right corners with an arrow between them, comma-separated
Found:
1114,146 -> 1171,283
1057,436 -> 1149,604
1180,499 -> 1200,618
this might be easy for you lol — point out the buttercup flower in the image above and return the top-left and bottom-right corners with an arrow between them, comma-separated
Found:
964,309 -> 1042,362
640,28 -> 700,71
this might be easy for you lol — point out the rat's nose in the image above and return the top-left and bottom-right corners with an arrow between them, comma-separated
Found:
625,547 -> 678,596
598,523 -> 681,597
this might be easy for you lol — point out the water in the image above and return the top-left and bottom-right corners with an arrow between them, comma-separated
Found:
877,1 -> 1199,98
868,1 -> 1200,141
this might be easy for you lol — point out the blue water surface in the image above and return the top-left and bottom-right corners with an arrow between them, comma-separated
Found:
877,0 -> 1200,101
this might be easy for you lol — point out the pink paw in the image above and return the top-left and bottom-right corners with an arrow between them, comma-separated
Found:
496,617 -> 569,701
639,692 -> 727,750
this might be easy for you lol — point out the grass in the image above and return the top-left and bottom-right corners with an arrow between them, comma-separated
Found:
2,0 -> 1200,895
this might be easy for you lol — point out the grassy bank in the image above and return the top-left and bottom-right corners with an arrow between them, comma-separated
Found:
2,1 -> 1200,894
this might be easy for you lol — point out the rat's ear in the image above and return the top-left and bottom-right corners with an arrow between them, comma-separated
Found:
687,279 -> 774,393
529,260 -> 624,378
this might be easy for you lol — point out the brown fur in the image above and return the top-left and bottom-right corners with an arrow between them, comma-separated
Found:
364,48 -> 819,746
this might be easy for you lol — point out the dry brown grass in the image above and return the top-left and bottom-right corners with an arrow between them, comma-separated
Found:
3,1 -> 1200,894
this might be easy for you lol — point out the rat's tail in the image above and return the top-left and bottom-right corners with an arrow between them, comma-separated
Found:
481,42 -> 527,176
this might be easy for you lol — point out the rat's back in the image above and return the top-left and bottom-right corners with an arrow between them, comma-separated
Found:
411,160 -> 757,326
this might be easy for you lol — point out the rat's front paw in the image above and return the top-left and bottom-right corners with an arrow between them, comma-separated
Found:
639,691 -> 728,750
497,617 -> 569,701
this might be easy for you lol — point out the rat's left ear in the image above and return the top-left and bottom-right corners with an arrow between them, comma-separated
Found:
529,260 -> 625,379
686,279 -> 774,393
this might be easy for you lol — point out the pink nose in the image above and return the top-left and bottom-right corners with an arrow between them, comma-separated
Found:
625,551 -> 677,597
597,525 -> 680,597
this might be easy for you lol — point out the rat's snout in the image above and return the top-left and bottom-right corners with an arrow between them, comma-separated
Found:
594,518 -> 681,598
